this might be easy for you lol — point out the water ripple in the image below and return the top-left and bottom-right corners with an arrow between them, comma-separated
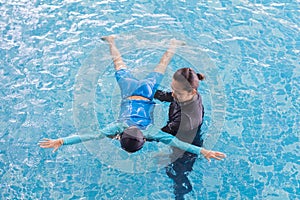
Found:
1,0 -> 299,199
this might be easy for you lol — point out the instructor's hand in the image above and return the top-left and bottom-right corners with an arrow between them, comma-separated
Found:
201,148 -> 226,162
39,138 -> 63,153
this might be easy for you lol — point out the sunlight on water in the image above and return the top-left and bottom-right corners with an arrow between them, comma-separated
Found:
0,0 -> 299,199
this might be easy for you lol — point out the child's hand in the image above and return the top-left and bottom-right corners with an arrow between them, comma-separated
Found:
201,148 -> 226,162
39,138 -> 63,153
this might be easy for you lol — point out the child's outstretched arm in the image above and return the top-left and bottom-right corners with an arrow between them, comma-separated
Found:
147,129 -> 226,162
39,122 -> 127,153
39,138 -> 64,153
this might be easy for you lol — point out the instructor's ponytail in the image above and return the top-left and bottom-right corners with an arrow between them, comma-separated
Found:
197,73 -> 205,81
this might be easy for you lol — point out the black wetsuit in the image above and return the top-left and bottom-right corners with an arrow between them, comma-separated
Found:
154,90 -> 204,200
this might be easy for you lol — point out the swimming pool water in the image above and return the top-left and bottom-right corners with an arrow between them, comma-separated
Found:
1,1 -> 299,199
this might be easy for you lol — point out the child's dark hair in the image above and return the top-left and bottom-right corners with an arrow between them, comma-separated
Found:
120,126 -> 145,153
173,68 -> 205,91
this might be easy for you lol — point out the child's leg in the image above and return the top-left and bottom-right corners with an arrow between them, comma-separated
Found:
102,35 -> 127,71
154,39 -> 185,74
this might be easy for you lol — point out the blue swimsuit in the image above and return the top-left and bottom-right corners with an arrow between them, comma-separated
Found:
115,69 -> 163,129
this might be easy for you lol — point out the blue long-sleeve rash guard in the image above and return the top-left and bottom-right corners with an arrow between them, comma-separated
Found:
61,122 -> 203,155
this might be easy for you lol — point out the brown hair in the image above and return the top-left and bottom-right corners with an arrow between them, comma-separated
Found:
173,68 -> 205,92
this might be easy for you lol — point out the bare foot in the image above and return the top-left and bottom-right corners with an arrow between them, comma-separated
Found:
170,38 -> 186,47
101,35 -> 116,43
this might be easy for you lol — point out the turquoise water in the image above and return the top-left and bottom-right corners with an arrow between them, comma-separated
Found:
1,1 -> 299,199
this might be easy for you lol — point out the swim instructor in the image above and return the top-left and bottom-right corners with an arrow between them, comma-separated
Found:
155,67 -> 221,199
